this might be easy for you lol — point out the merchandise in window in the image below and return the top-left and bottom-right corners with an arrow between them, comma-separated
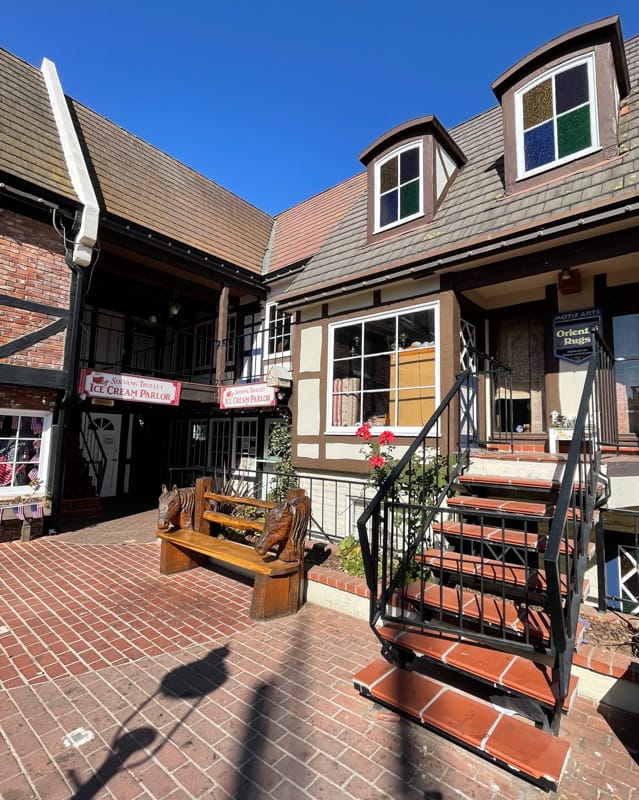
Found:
517,56 -> 597,177
376,144 -> 422,231
330,305 -> 437,431
0,412 -> 49,491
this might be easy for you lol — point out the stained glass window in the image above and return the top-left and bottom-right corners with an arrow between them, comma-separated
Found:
518,58 -> 596,176
376,144 -> 422,230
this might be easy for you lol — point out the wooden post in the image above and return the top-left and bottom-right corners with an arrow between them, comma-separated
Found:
215,285 -> 229,384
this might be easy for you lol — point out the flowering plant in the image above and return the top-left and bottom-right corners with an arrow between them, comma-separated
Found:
356,422 -> 397,487
549,410 -> 577,429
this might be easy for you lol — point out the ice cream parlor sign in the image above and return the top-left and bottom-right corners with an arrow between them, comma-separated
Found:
79,370 -> 181,406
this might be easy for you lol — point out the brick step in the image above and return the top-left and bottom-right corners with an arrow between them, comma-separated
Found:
402,580 -> 570,646
456,474 -> 561,494
446,495 -> 587,521
353,658 -> 571,791
377,623 -> 579,712
60,497 -> 104,521
420,549 -> 568,595
433,521 -> 595,558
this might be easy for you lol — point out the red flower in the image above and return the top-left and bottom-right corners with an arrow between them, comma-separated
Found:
378,430 -> 395,446
369,455 -> 385,468
356,422 -> 371,440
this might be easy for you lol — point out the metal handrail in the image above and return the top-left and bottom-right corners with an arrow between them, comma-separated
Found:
544,331 -> 616,701
357,348 -> 513,624
78,417 -> 108,496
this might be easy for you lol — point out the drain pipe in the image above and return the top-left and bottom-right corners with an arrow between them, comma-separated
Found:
41,58 -> 100,532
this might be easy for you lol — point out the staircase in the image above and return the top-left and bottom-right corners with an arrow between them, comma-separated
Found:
61,433 -> 104,523
354,340 -> 617,791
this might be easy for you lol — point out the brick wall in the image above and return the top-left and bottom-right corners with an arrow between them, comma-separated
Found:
0,208 -> 71,370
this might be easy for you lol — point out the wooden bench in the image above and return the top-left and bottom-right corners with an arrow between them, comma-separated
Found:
156,476 -> 310,621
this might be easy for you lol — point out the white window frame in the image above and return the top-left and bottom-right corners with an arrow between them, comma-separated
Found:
326,301 -> 439,435
0,410 -> 52,498
374,141 -> 424,233
515,53 -> 599,180
265,302 -> 292,357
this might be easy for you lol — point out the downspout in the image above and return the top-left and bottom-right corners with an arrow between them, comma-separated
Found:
41,58 -> 100,532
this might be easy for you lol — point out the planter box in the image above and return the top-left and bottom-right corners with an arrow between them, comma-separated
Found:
548,427 -> 574,454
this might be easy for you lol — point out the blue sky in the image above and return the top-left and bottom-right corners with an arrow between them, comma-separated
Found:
4,1 -> 639,216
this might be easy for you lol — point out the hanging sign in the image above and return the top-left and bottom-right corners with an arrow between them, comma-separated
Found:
552,308 -> 601,364
79,369 -> 181,406
220,383 -> 276,409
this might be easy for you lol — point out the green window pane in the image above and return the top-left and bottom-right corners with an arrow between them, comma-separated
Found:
380,157 -> 398,193
399,180 -> 420,219
523,79 -> 553,130
557,104 -> 591,158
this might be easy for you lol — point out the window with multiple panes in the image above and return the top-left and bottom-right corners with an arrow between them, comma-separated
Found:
266,303 -> 292,356
329,304 -> 438,431
375,143 -> 423,231
516,55 -> 598,178
0,411 -> 50,493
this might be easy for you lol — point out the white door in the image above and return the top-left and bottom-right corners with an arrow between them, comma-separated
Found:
82,413 -> 121,497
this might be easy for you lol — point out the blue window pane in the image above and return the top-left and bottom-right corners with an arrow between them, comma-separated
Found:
400,148 -> 420,182
524,121 -> 554,171
555,64 -> 589,114
380,191 -> 398,227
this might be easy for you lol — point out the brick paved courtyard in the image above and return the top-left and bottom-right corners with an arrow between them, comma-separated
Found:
0,510 -> 637,799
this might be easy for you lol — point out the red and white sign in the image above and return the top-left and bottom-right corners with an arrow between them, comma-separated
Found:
220,383 -> 276,409
79,369 -> 181,406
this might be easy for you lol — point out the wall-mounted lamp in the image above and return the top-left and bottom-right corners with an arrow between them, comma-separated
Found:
557,268 -> 581,295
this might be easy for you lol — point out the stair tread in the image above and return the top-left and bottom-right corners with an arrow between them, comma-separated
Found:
446,495 -> 585,520
433,521 -> 579,556
457,474 -> 561,491
378,623 -> 578,711
421,549 -> 568,594
403,581 -> 552,642
354,658 -> 571,789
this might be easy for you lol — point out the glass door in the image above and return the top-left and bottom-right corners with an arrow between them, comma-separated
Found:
613,313 -> 639,435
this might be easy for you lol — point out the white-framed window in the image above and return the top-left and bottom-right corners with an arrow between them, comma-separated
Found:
265,303 -> 292,357
515,54 -> 599,179
328,303 -> 438,433
0,411 -> 51,495
225,313 -> 237,366
374,142 -> 423,232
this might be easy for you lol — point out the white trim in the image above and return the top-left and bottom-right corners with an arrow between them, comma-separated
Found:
41,58 -> 100,266
374,141 -> 424,233
0,410 -> 52,499
515,53 -> 600,180
326,301 -> 440,435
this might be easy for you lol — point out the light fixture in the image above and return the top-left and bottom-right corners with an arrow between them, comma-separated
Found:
557,268 -> 581,295
168,290 -> 182,317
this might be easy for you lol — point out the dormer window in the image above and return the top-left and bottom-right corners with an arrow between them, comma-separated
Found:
493,16 -> 630,194
516,55 -> 598,178
376,143 -> 423,231
360,116 -> 466,243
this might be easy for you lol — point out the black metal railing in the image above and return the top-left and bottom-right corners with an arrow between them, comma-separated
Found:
357,349 -> 513,627
355,333 -> 616,734
78,417 -> 108,496
544,332 -> 615,706
79,309 -> 296,388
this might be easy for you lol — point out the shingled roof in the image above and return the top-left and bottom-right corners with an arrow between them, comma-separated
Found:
281,32 -> 639,306
0,49 -> 76,203
267,172 -> 366,274
71,101 -> 274,274
0,48 -> 273,276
